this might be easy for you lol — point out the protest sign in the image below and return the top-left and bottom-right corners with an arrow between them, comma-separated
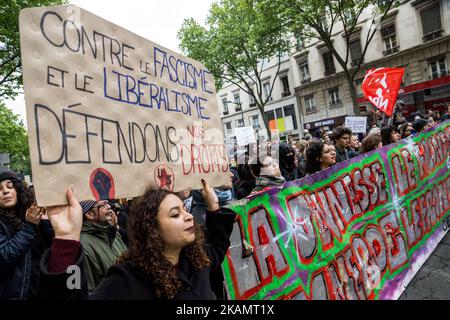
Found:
234,126 -> 256,147
223,121 -> 450,300
345,116 -> 367,133
19,5 -> 229,206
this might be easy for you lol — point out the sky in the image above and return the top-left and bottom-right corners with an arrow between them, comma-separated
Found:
4,0 -> 215,126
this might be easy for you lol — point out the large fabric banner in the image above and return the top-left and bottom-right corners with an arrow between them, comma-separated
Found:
223,121 -> 450,300
19,5 -> 228,206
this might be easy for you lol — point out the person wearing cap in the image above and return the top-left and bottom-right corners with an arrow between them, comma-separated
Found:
0,171 -> 52,299
79,199 -> 127,293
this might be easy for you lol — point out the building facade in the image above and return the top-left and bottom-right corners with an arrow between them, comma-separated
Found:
293,0 -> 450,136
218,53 -> 302,145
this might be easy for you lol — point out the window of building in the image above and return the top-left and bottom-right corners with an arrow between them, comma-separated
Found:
355,79 -> 364,97
222,99 -> 229,115
249,93 -> 256,106
233,93 -> 241,111
250,115 -> 260,130
322,52 -> 336,76
328,87 -> 341,107
264,105 -> 297,132
299,62 -> 311,84
283,105 -> 298,130
295,32 -> 304,51
381,24 -> 398,56
349,39 -> 363,67
263,82 -> 272,101
343,8 -> 355,25
280,75 -> 290,97
429,57 -> 448,79
421,4 -> 442,42
304,95 -> 316,113
224,122 -> 232,135
320,14 -> 328,30
236,119 -> 245,128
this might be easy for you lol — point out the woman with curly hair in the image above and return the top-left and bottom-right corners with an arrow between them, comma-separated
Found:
305,141 -> 336,175
380,125 -> 401,147
40,179 -> 236,300
0,171 -> 52,299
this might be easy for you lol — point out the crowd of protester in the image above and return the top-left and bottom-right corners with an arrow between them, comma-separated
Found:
1,103 -> 449,300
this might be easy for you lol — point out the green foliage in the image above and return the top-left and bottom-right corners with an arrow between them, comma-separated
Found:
0,102 -> 31,174
0,0 -> 67,101
263,0 -> 397,114
178,0 -> 290,91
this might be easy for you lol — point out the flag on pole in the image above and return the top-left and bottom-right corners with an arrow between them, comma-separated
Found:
361,67 -> 404,117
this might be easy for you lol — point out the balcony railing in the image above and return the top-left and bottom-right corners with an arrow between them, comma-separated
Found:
383,46 -> 399,56
324,69 -> 336,77
430,70 -> 449,79
223,110 -> 229,115
329,100 -> 343,108
281,90 -> 291,98
423,29 -> 443,42
351,58 -> 364,68
301,78 -> 311,85
305,107 -> 317,114
249,102 -> 256,107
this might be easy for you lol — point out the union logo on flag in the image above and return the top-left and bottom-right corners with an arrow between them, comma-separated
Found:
361,67 -> 404,117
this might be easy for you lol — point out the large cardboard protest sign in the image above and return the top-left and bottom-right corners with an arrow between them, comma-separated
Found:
223,121 -> 450,300
19,5 -> 229,206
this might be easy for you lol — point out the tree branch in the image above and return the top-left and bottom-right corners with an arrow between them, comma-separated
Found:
0,63 -> 20,86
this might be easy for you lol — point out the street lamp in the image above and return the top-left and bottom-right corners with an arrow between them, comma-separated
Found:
226,100 -> 245,126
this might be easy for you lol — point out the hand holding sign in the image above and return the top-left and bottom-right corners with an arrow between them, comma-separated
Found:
361,68 -> 404,117
46,188 -> 83,241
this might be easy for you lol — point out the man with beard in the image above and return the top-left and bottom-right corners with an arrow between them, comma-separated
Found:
79,200 -> 127,293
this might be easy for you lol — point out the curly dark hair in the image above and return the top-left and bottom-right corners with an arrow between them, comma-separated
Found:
380,125 -> 399,146
118,186 -> 211,299
305,141 -> 325,174
330,126 -> 352,142
0,178 -> 34,232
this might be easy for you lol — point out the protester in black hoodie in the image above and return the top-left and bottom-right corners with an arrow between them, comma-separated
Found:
40,179 -> 235,300
278,143 -> 298,181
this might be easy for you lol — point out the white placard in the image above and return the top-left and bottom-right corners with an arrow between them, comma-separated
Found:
233,126 -> 256,147
345,116 -> 367,133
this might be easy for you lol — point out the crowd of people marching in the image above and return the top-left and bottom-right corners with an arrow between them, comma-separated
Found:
230,103 -> 450,200
1,103 -> 449,300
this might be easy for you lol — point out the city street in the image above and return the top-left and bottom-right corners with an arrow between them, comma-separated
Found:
400,232 -> 450,300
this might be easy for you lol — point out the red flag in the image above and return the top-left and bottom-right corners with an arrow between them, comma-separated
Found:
361,67 -> 404,117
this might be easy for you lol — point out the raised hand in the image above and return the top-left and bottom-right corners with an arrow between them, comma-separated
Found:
201,179 -> 219,211
108,211 -> 119,231
25,203 -> 43,225
46,188 -> 82,241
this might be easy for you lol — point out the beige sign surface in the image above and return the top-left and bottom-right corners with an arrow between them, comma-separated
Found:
19,5 -> 229,206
